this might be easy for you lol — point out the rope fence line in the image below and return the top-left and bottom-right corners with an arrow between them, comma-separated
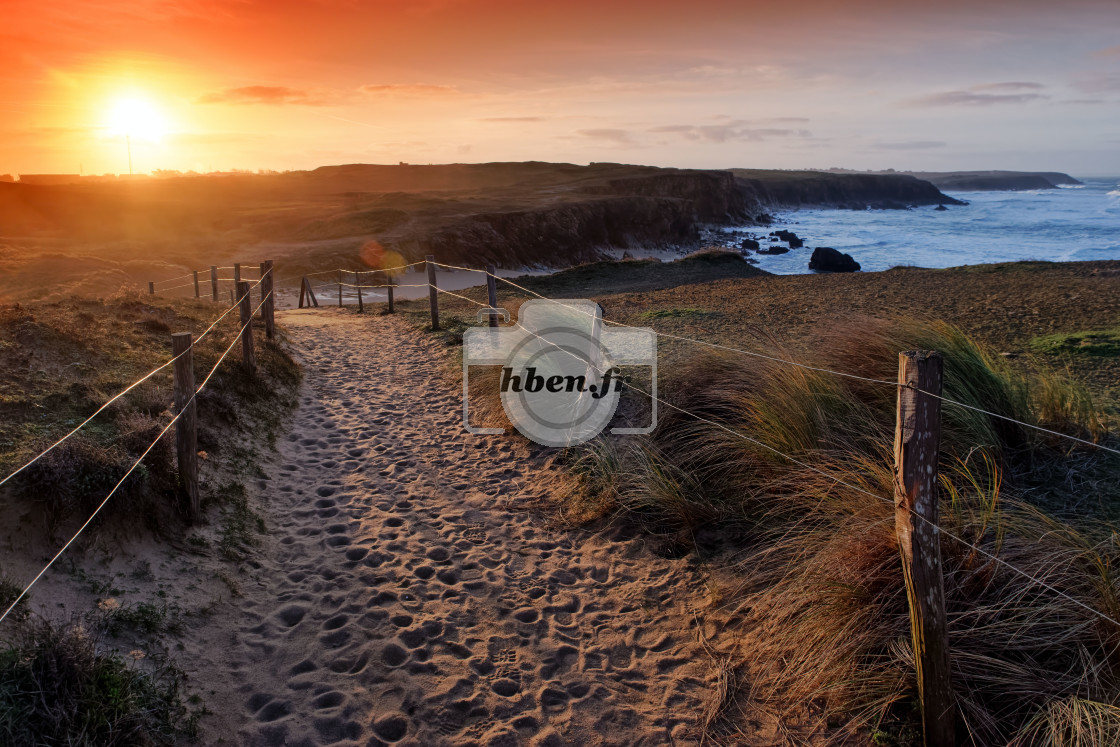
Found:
152,272 -> 196,287
6,252 -> 1116,742
0,277 -> 267,492
424,261 -> 1117,458
429,264 -> 1119,738
472,287 -> 1120,633
291,263 -> 1120,645
0,288 -> 273,627
152,261 -> 424,294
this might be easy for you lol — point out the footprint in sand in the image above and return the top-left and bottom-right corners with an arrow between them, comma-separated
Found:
200,312 -> 714,746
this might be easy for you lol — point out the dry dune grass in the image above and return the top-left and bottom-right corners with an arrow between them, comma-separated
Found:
0,290 -> 302,746
567,316 -> 1120,744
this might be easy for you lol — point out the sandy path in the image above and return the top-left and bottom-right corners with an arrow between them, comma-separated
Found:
210,310 -> 713,746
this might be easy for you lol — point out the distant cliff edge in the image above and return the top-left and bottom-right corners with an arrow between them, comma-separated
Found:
0,161 -> 965,270
825,169 -> 1082,191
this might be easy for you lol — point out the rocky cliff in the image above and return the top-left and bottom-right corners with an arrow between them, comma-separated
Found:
729,169 -> 965,209
383,165 -> 963,266
900,171 -> 1082,191
0,161 -> 969,271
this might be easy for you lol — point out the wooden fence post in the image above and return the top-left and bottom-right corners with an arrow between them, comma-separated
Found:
338,270 -> 343,308
148,281 -> 155,295
426,254 -> 439,331
486,263 -> 498,327
229,289 -> 234,304
172,333 -> 200,523
210,266 -> 219,302
260,260 -> 275,339
237,281 -> 256,373
234,263 -> 241,285
894,350 -> 954,747
356,271 -> 364,312
193,271 -> 200,299
301,277 -> 319,308
387,279 -> 395,314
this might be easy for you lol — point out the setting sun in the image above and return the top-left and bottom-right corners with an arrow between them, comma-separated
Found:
106,97 -> 167,141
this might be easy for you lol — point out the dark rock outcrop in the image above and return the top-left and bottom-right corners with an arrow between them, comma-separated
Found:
758,245 -> 790,255
418,196 -> 703,267
935,204 -> 949,211
809,247 -> 860,272
769,229 -> 804,248
741,238 -> 760,251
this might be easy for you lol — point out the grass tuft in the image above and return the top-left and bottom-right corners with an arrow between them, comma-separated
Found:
566,315 -> 1119,742
0,616 -> 196,745
1031,328 -> 1120,359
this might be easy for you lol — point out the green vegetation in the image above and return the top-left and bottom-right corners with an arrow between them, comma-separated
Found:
1031,327 -> 1120,358
568,317 -> 1118,744
0,289 -> 301,531
212,481 -> 265,561
0,616 -> 197,746
0,289 -> 302,745
103,601 -> 183,638
0,576 -> 27,623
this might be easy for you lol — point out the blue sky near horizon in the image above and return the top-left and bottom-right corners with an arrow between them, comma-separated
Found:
1,0 -> 1118,176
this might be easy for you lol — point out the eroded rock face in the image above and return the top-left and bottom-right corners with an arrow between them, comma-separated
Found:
730,169 -> 965,209
809,246 -> 861,272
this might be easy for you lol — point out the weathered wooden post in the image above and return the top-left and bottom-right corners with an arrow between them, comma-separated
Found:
338,270 -> 343,308
300,277 -> 319,308
387,278 -> 395,314
356,271 -> 364,312
148,281 -> 155,295
426,254 -> 439,331
237,281 -> 256,373
210,266 -> 219,302
234,263 -> 241,285
193,271 -> 200,298
894,350 -> 953,747
172,333 -> 200,523
229,289 -> 234,304
260,260 -> 275,339
486,263 -> 499,328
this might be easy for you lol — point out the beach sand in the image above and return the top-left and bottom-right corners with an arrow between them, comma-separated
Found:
189,309 -> 714,745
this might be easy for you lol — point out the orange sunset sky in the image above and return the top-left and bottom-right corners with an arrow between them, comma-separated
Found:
2,0 -> 1118,176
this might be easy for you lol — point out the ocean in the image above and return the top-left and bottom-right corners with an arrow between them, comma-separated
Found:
739,177 -> 1120,275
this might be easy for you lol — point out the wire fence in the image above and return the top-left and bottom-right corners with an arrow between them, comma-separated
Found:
0,272 -> 274,626
416,259 -> 1120,634
5,252 -> 1117,727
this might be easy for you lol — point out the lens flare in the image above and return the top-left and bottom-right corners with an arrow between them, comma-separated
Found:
360,241 -> 404,274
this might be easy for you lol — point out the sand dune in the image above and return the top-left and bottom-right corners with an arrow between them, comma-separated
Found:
190,310 -> 714,745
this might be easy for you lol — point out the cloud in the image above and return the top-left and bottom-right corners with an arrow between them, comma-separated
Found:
1073,74 -> 1120,93
872,140 -> 947,150
903,90 -> 1047,107
1093,45 -> 1120,59
649,121 -> 811,143
198,85 -> 325,105
359,83 -> 459,96
575,128 -> 635,144
479,116 -> 544,122
970,81 -> 1045,92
